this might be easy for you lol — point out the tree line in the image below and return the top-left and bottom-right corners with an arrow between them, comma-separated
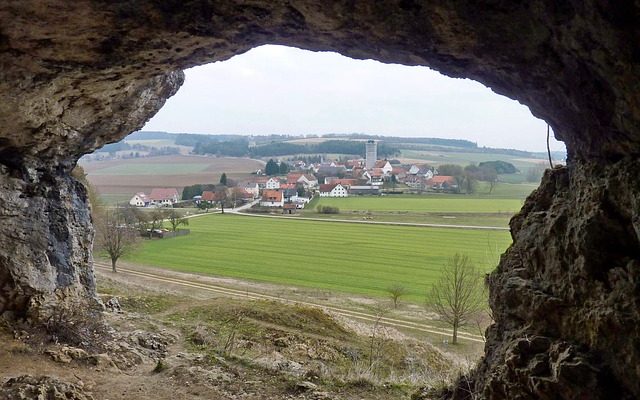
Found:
189,139 -> 400,158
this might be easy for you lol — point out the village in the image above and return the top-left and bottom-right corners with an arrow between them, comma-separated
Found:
127,140 -> 458,212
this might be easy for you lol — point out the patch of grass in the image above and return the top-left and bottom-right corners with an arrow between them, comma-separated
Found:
124,214 -> 511,303
117,295 -> 180,314
310,196 -> 523,214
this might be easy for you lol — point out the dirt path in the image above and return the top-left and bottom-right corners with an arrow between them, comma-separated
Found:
94,261 -> 485,343
229,208 -> 509,230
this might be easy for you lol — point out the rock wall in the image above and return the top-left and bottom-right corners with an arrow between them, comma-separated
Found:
461,160 -> 640,399
0,1 -> 638,398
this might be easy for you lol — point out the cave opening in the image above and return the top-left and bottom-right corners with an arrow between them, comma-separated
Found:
1,2 -> 639,398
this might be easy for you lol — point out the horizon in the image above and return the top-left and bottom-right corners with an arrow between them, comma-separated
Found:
143,45 -> 566,153
133,130 -> 565,156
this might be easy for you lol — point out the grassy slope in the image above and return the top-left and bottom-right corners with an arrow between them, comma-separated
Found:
125,214 -> 512,303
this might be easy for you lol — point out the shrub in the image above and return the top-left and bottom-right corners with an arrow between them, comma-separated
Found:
317,205 -> 340,214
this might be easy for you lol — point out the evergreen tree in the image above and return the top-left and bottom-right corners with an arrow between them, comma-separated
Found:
279,162 -> 290,174
219,172 -> 228,186
265,159 -> 279,175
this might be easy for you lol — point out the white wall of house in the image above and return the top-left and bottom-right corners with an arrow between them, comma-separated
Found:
265,178 -> 281,189
260,199 -> 283,207
320,184 -> 348,197
129,194 -> 147,207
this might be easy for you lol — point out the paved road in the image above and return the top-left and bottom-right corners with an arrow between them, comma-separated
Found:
95,261 -> 485,343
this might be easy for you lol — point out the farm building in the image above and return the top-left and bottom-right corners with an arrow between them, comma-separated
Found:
129,192 -> 150,207
286,173 -> 318,188
319,183 -> 348,197
427,176 -> 457,190
260,190 -> 284,207
149,188 -> 179,206
349,186 -> 381,195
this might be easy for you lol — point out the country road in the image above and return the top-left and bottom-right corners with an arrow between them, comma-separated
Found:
94,261 -> 485,343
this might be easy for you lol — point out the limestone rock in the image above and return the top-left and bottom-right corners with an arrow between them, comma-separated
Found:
1,375 -> 94,400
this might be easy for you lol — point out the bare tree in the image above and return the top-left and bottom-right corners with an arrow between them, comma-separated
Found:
429,254 -> 484,344
95,208 -> 140,272
167,209 -> 189,232
386,284 -> 407,309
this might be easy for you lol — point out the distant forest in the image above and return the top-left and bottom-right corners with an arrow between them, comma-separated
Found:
184,138 -> 401,158
110,131 -> 565,160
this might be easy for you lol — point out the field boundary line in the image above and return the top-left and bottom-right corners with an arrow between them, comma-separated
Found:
231,210 -> 509,230
94,262 -> 485,343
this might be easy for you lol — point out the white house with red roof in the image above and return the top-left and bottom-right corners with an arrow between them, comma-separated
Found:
260,190 -> 284,207
149,188 -> 179,206
129,192 -> 150,207
374,160 -> 393,175
319,183 -> 348,197
265,177 -> 281,190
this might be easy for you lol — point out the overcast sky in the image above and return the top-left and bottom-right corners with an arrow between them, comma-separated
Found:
144,45 -> 565,153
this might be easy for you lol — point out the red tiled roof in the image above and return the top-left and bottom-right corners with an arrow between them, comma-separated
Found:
280,183 -> 296,189
286,173 -> 303,184
326,178 -> 357,186
319,183 -> 338,192
374,160 -> 388,168
261,190 -> 282,202
392,167 -> 406,174
149,188 -> 178,201
429,176 -> 456,184
201,191 -> 217,201
370,168 -> 385,177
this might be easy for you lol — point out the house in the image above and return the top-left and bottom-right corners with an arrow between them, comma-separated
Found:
287,173 -> 303,184
230,187 -> 255,203
149,188 -> 179,206
319,183 -> 348,197
129,192 -> 150,207
324,178 -> 359,188
265,177 -> 281,190
408,164 -> 435,179
201,190 -> 221,203
349,185 -> 381,195
418,167 -> 434,179
427,175 -> 457,190
260,190 -> 284,207
297,174 -> 318,188
391,167 -> 407,182
374,160 -> 393,175
282,187 -> 298,201
405,175 -> 426,188
248,176 -> 270,189
369,168 -> 385,185
283,203 -> 298,214
240,182 -> 260,198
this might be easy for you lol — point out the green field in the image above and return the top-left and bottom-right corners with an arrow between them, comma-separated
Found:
400,149 -> 554,170
124,214 -> 512,303
309,195 -> 523,214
